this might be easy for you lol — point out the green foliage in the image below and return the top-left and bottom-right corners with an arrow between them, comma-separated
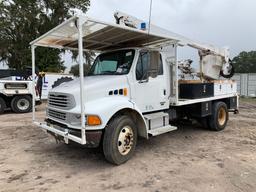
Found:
36,47 -> 64,73
71,50 -> 96,66
0,0 -> 90,72
70,64 -> 91,76
232,51 -> 256,73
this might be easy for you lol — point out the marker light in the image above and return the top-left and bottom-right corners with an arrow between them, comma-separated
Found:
123,88 -> 128,96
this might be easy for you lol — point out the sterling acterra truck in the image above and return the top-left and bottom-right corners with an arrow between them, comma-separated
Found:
30,12 -> 238,165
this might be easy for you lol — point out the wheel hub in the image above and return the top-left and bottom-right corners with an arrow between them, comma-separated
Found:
218,107 -> 226,126
118,126 -> 134,155
17,98 -> 29,111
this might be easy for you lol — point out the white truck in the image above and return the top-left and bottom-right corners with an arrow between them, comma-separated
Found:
0,80 -> 37,113
0,69 -> 73,114
0,68 -> 42,114
30,13 -> 238,165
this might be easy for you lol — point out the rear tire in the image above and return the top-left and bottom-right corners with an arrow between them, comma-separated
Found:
0,97 -> 6,114
208,102 -> 228,131
103,115 -> 137,165
11,95 -> 32,113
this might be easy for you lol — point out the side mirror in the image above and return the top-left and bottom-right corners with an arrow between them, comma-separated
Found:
166,57 -> 176,66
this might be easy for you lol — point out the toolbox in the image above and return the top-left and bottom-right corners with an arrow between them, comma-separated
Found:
179,82 -> 214,99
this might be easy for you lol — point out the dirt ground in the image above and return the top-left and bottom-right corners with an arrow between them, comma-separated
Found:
0,99 -> 256,192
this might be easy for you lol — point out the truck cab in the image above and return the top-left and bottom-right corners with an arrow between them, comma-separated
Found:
47,48 -> 172,146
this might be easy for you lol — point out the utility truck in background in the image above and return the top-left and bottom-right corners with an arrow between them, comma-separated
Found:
0,68 -> 74,114
30,12 -> 238,165
0,68 -> 41,114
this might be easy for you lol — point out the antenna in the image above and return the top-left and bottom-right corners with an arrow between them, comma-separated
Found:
148,0 -> 153,34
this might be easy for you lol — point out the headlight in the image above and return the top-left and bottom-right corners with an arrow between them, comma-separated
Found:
73,114 -> 101,126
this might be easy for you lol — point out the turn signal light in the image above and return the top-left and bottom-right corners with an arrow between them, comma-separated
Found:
87,115 -> 101,126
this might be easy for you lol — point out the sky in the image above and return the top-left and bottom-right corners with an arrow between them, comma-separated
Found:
65,0 -> 256,72
87,0 -> 256,54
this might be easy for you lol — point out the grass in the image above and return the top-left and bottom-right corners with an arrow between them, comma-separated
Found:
240,97 -> 256,104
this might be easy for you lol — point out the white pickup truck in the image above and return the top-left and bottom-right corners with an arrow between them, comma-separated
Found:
31,14 -> 238,165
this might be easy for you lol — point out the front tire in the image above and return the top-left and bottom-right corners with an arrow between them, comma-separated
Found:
11,95 -> 32,113
208,101 -> 228,131
103,115 -> 137,165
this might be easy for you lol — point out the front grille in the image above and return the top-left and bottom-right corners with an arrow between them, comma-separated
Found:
48,109 -> 66,121
48,93 -> 75,110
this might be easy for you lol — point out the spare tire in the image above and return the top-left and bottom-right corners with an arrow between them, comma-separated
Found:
52,77 -> 73,89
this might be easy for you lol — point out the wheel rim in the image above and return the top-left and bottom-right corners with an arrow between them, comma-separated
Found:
117,126 -> 134,156
218,107 -> 226,126
17,98 -> 30,111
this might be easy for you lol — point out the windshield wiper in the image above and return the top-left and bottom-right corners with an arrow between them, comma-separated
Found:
88,71 -> 126,76
100,71 -> 115,75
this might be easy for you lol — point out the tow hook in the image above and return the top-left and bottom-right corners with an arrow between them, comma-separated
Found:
64,129 -> 69,144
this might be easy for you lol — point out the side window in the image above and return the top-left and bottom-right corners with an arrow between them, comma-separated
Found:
136,51 -> 163,81
136,52 -> 149,80
158,54 -> 163,75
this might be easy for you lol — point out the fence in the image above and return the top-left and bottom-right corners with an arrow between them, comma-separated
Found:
232,73 -> 256,97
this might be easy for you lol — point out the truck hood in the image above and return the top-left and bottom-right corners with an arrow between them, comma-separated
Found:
50,75 -> 129,103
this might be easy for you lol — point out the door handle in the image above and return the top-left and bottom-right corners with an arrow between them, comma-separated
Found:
139,79 -> 149,84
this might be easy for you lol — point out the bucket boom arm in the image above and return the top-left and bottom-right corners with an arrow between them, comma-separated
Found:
114,11 -> 234,79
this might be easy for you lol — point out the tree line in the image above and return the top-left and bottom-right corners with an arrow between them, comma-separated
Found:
232,51 -> 256,73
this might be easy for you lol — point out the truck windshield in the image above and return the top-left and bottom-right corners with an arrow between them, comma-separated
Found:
88,49 -> 135,76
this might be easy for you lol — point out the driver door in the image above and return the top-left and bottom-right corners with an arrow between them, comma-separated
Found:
132,51 -> 168,113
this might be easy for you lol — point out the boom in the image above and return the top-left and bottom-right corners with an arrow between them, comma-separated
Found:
114,11 -> 234,80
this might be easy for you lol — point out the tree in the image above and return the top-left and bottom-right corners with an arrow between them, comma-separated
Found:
0,0 -> 90,72
69,49 -> 95,76
232,51 -> 256,73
